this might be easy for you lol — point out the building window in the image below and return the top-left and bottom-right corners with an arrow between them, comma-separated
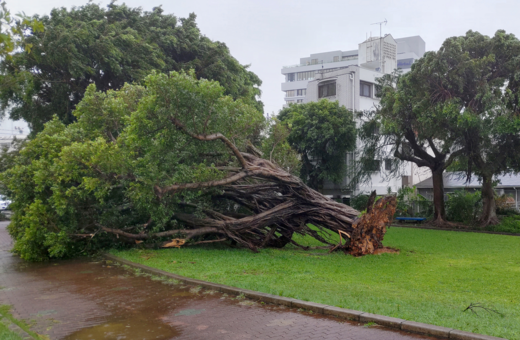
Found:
318,81 -> 336,98
333,56 -> 339,62
286,90 -> 295,97
311,59 -> 319,65
287,73 -> 295,82
367,160 -> 381,172
297,71 -> 315,81
360,82 -> 372,97
385,159 -> 392,171
297,89 -> 306,96
286,100 -> 295,104
297,99 -> 303,103
342,54 -> 358,61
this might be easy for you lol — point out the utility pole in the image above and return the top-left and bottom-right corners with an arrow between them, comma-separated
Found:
371,19 -> 387,72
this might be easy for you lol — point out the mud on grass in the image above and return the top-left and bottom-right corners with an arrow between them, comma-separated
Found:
111,228 -> 520,340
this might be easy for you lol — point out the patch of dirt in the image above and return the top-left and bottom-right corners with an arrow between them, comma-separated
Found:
373,247 -> 399,255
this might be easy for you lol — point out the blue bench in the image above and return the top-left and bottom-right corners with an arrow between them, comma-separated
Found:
395,217 -> 427,223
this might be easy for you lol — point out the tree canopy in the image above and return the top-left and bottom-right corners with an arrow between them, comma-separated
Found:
278,100 -> 357,190
0,2 -> 262,134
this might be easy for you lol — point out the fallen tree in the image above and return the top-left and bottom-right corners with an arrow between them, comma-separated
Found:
94,146 -> 397,255
2,71 -> 396,261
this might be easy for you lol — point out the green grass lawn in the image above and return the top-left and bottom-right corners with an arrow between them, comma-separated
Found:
0,323 -> 23,340
111,227 -> 520,339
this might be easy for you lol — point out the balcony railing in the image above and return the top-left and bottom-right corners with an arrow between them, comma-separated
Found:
282,55 -> 358,69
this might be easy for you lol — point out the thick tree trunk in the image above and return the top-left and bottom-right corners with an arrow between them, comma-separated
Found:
431,167 -> 447,225
480,174 -> 499,226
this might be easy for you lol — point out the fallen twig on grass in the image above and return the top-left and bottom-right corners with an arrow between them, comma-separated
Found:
463,303 -> 503,317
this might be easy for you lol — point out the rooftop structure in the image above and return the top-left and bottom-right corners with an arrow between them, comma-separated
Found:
281,35 -> 425,105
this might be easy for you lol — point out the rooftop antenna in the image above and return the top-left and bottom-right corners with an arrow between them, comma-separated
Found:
371,19 -> 387,72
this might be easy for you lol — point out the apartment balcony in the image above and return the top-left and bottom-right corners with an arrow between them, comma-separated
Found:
281,80 -> 309,91
282,55 -> 358,69
281,58 -> 358,76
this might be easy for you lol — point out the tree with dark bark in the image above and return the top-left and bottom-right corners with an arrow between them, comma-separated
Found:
410,30 -> 520,226
356,71 -> 465,225
0,2 -> 262,134
278,100 -> 357,191
2,71 -> 396,261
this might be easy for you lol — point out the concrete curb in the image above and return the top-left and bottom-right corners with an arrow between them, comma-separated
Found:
104,253 -> 507,340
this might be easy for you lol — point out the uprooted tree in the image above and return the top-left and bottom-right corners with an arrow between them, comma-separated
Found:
2,71 -> 396,261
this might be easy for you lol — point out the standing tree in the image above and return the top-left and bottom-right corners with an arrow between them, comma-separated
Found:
2,71 -> 395,261
260,117 -> 301,176
0,2 -> 262,134
278,100 -> 357,191
356,70 -> 465,225
411,30 -> 520,226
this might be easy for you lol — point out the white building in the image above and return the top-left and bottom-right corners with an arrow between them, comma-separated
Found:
0,135 -> 26,152
280,35 -> 430,199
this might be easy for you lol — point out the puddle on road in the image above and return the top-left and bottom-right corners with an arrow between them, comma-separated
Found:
3,255 -> 204,339
64,318 -> 179,340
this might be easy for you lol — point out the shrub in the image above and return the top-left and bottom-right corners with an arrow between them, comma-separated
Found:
350,193 -> 370,211
488,216 -> 520,233
445,190 -> 481,224
395,186 -> 432,218
495,194 -> 518,216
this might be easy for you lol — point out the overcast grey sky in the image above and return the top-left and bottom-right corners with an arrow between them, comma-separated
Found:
8,0 -> 520,117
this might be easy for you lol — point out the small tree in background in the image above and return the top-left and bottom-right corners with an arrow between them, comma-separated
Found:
278,100 -> 357,191
356,70 -> 465,225
260,117 -> 300,176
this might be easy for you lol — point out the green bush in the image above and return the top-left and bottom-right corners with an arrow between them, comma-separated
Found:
497,208 -> 520,216
445,190 -> 481,224
488,216 -> 520,233
395,186 -> 432,218
350,193 -> 370,211
495,194 -> 519,216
